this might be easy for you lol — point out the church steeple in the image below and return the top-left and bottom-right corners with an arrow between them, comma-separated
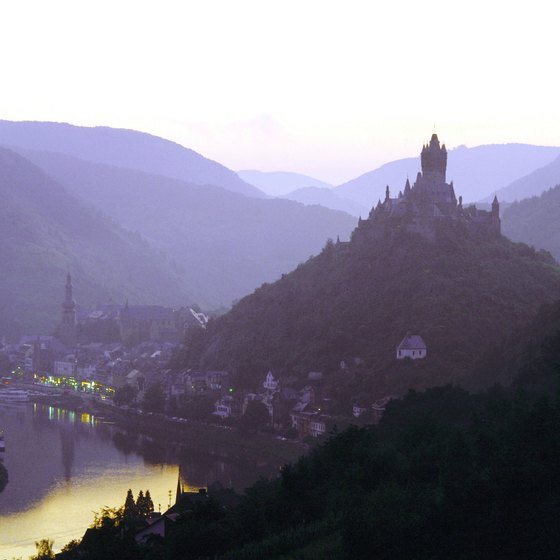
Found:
65,273 -> 74,303
59,272 -> 77,347
176,467 -> 184,504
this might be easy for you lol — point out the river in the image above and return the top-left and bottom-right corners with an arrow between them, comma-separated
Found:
0,402 -> 281,559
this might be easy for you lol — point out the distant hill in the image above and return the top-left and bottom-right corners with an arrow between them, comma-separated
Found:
493,154 -> 560,202
0,148 -> 192,337
0,120 -> 265,198
336,144 -> 560,209
502,184 -> 560,261
280,186 -> 367,217
174,226 -> 560,398
17,149 -> 357,309
239,170 -> 365,216
238,169 -> 333,197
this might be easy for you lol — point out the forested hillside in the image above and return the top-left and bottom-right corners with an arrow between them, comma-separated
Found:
0,148 -> 191,336
60,383 -> 560,559
18,149 -> 356,308
502,184 -> 560,262
175,227 -> 560,397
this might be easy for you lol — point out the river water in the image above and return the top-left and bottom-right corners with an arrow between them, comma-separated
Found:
0,402 -> 279,559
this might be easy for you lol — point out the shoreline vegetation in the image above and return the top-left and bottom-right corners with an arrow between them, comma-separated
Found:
22,384 -> 306,465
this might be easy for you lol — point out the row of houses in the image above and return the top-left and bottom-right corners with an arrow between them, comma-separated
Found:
213,371 -> 331,438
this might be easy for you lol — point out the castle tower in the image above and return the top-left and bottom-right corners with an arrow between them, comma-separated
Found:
59,273 -> 77,347
420,133 -> 447,184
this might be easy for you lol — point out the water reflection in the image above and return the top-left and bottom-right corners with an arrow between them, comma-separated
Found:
60,425 -> 75,480
0,403 -> 279,558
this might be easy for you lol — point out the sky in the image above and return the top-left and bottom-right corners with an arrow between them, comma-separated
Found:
0,0 -> 558,184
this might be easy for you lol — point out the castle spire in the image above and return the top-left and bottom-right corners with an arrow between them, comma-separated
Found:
385,185 -> 390,201
404,177 -> 411,195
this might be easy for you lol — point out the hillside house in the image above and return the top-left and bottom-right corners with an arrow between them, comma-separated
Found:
396,334 -> 427,360
214,395 -> 234,419
263,371 -> 279,391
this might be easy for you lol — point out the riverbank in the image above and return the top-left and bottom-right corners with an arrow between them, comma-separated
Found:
27,387 -> 306,465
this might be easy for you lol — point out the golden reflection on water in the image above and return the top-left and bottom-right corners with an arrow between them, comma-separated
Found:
0,463 -> 180,559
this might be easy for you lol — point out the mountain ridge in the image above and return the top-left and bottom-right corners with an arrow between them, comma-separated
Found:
492,153 -> 560,202
0,147 -> 193,336
0,120 -> 265,198
238,169 -> 333,196
336,143 -> 560,208
15,147 -> 357,308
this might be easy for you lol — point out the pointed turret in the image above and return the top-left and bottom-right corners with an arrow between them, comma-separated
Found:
404,177 -> 411,196
385,185 -> 390,201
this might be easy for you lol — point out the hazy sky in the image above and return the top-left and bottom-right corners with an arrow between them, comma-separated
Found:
0,0 -> 558,184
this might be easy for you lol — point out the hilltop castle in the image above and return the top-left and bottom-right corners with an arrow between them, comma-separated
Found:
353,134 -> 500,242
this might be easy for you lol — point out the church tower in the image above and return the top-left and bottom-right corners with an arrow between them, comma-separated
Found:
59,273 -> 77,347
420,133 -> 447,184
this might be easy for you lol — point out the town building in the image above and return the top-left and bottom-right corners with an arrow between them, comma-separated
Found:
396,334 -> 427,360
118,303 -> 179,345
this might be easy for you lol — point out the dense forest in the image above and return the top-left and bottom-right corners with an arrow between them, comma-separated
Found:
174,225 -> 560,397
58,298 -> 560,558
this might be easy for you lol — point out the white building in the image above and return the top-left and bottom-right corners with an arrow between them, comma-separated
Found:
263,371 -> 279,391
214,395 -> 234,418
396,334 -> 427,360
54,356 -> 77,377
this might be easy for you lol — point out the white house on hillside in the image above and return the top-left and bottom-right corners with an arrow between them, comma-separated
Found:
263,371 -> 279,391
396,334 -> 427,360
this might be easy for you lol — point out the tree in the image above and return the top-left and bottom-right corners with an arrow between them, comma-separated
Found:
136,489 -> 154,517
0,463 -> 7,493
113,384 -> 137,407
123,488 -> 139,528
238,400 -> 270,431
141,382 -> 166,413
30,538 -> 54,560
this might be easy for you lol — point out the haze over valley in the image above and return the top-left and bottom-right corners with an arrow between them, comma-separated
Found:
2,2 -> 560,558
